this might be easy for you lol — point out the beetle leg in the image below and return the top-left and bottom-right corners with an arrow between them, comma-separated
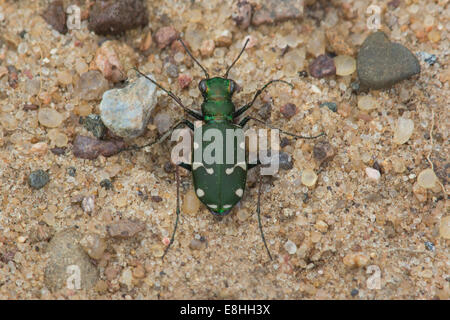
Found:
162,165 -> 181,260
178,163 -> 192,171
233,79 -> 293,119
239,116 -> 326,140
124,119 -> 194,151
256,173 -> 273,260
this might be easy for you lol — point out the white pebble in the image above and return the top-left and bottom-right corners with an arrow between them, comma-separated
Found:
365,167 -> 381,181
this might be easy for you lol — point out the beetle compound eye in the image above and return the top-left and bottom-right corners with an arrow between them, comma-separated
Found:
229,80 -> 236,94
199,80 -> 207,93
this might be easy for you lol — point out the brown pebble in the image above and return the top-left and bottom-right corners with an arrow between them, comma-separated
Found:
200,40 -> 215,57
72,135 -> 126,160
280,103 -> 297,119
23,103 -> 39,111
154,26 -> 179,49
7,65 -> 19,89
326,29 -> 355,56
178,74 -> 192,89
313,141 -> 335,166
343,253 -> 369,268
309,55 -> 336,78
232,0 -> 253,29
140,31 -> 152,52
107,219 -> 145,239
88,0 -> 148,36
151,196 -> 163,203
105,265 -> 121,281
42,0 -> 67,34
50,147 -> 66,155
132,264 -> 146,279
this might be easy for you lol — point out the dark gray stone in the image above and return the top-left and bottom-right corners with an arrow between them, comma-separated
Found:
357,32 -> 420,89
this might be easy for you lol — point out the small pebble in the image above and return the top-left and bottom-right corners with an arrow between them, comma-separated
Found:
315,220 -> 328,232
424,241 -> 435,252
80,233 -> 107,260
334,55 -> 356,76
75,71 -> 109,101
279,152 -> 293,170
151,244 -> 164,258
232,0 -> 252,29
94,41 -> 136,83
153,112 -> 174,135
42,0 -> 67,34
350,289 -> 359,297
107,219 -> 145,239
178,74 -> 192,90
182,189 -> 201,215
309,55 -> 336,78
154,26 -> 179,49
393,117 -> 414,144
189,239 -> 204,250
200,39 -> 215,57
38,108 -> 64,128
357,31 -> 420,89
45,229 -> 98,291
301,169 -> 318,187
343,253 -> 369,268
251,0 -> 304,26
80,114 -> 107,139
73,135 -> 126,160
416,52 -> 437,66
280,103 -> 297,119
100,179 -> 113,190
365,167 -> 381,181
88,0 -> 148,35
319,102 -> 337,112
30,142 -> 48,155
439,216 -> 450,239
417,168 -> 438,189
357,95 -> 378,111
133,264 -> 146,279
28,170 -> 49,189
67,167 -> 76,177
284,240 -> 297,255
237,208 -> 250,222
82,196 -> 95,214
57,70 -> 72,86
100,73 -> 156,138
214,30 -> 233,47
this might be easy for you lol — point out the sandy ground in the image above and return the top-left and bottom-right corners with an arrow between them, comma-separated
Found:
0,0 -> 448,299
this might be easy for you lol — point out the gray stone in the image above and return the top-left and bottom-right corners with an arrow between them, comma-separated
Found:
357,32 -> 420,89
100,74 -> 157,138
44,228 -> 98,292
28,170 -> 49,189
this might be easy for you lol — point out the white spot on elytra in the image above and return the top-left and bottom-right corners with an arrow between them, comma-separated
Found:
193,162 -> 203,170
196,189 -> 205,197
206,167 -> 214,174
225,162 -> 247,175
235,188 -> 243,197
207,204 -> 217,209
223,204 -> 232,209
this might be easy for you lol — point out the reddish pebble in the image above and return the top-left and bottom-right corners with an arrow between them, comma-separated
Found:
178,74 -> 192,89
309,54 -> 336,78
73,135 -> 126,160
23,104 -> 39,111
154,26 -> 179,49
280,103 -> 297,119
163,237 -> 170,246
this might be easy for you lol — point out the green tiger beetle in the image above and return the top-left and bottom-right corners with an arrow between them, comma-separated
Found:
132,38 -> 325,260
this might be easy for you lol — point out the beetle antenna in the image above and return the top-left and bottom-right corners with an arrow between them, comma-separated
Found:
178,38 -> 210,79
224,38 -> 250,78
133,67 -> 203,120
